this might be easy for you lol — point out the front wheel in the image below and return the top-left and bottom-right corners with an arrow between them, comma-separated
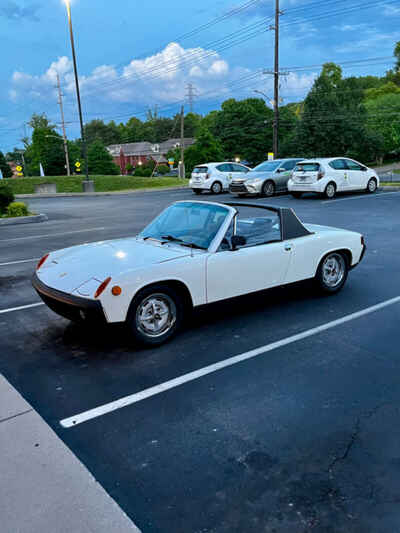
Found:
262,180 -> 275,197
366,178 -> 377,194
315,252 -> 348,294
126,284 -> 184,346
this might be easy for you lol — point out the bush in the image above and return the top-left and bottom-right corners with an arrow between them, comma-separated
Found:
125,163 -> 134,174
7,201 -> 29,217
0,184 -> 15,213
158,164 -> 170,175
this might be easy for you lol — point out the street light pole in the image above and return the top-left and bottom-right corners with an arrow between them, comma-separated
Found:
64,0 -> 91,189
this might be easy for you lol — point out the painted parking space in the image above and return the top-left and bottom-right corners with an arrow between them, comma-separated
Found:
0,190 -> 399,532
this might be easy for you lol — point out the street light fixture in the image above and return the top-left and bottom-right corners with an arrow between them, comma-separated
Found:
254,89 -> 274,108
63,0 -> 93,191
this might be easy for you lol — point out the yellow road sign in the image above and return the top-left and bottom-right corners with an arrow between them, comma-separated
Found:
17,172 -> 23,177
75,161 -> 81,168
16,165 -> 22,172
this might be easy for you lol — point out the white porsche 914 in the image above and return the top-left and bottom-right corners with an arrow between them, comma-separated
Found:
33,201 -> 366,345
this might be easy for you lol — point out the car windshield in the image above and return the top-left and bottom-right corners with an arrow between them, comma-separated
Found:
251,161 -> 282,172
139,202 -> 229,250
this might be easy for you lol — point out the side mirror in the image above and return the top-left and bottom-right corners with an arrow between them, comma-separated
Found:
361,166 -> 367,171
231,235 -> 246,250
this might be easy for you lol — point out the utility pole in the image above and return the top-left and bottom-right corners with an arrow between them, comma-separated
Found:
56,73 -> 71,176
186,83 -> 197,113
179,105 -> 185,179
273,0 -> 280,158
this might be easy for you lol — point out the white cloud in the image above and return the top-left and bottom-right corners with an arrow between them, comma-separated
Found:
383,5 -> 400,15
9,42 -> 314,115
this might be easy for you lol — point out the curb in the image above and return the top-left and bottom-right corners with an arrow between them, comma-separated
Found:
15,185 -> 189,199
379,186 -> 400,191
0,213 -> 48,226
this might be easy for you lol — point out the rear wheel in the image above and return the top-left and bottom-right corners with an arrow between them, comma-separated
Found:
315,252 -> 348,294
291,192 -> 303,199
126,284 -> 184,346
324,182 -> 336,199
192,189 -> 202,195
262,180 -> 275,197
211,181 -> 222,194
366,178 -> 377,193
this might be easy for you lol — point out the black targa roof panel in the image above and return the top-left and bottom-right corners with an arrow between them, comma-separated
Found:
224,202 -> 312,241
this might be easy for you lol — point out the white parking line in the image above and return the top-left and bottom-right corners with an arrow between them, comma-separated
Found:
60,295 -> 400,429
0,302 -> 44,315
324,191 -> 400,204
0,227 -> 105,243
0,258 -> 39,267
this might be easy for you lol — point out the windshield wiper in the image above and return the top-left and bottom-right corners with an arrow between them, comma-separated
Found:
161,235 -> 206,250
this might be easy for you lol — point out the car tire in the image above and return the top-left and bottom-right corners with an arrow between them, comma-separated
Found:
315,251 -> 348,294
211,181 -> 223,194
291,192 -> 303,199
366,178 -> 377,194
126,284 -> 184,346
192,189 -> 202,195
324,182 -> 336,199
261,180 -> 275,197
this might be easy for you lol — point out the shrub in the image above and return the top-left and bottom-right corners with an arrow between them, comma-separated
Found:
7,201 -> 29,217
0,184 -> 15,213
125,163 -> 134,174
158,164 -> 170,175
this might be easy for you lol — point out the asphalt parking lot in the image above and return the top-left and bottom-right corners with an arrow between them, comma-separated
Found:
1,187 -> 400,533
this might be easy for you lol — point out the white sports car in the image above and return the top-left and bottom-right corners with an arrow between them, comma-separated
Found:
33,201 -> 366,346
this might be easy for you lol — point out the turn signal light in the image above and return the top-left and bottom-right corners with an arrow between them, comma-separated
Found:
36,253 -> 49,271
94,277 -> 111,298
111,285 -> 122,296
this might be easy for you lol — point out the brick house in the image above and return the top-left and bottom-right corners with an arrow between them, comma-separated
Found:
107,138 -> 195,174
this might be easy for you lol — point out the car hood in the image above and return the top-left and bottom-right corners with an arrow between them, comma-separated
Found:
37,238 -> 192,294
233,170 -> 274,182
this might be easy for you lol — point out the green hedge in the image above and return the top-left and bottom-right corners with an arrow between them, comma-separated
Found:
7,202 -> 29,217
3,176 -> 186,194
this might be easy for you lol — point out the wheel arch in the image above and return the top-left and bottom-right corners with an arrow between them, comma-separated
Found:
314,248 -> 353,276
128,279 -> 194,316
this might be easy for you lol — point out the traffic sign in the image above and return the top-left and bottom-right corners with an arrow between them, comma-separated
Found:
75,161 -> 81,168
16,165 -> 22,172
17,172 -> 23,177
268,152 -> 274,161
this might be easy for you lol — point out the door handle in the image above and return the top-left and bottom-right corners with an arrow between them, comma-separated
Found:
284,243 -> 292,251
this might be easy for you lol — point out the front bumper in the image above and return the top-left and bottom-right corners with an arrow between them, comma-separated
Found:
350,244 -> 367,270
229,182 -> 248,194
32,272 -> 105,322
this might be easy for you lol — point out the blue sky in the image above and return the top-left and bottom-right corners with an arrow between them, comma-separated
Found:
1,0 -> 399,152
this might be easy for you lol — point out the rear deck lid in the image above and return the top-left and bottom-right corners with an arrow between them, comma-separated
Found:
293,162 -> 321,183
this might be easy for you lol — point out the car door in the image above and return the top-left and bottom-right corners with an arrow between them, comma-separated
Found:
275,160 -> 299,191
344,159 -> 365,190
206,213 -> 292,303
215,163 -> 232,190
329,159 -> 351,190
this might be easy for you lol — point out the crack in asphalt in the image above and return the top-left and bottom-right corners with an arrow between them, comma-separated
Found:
328,402 -> 391,473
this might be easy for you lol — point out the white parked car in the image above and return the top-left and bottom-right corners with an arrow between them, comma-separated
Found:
189,162 -> 250,194
287,157 -> 379,199
33,201 -> 366,346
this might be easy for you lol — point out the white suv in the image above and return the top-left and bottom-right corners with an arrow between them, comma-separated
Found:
189,162 -> 250,194
288,158 -> 379,199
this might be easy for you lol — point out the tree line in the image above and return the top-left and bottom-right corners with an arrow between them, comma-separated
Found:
4,42 -> 400,176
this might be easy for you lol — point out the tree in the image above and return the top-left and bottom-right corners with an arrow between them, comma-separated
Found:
87,140 -> 119,175
365,82 -> 400,101
84,119 -> 121,146
183,126 -> 224,173
0,151 -> 12,178
212,98 -> 274,164
24,113 -> 66,175
365,93 -> 400,157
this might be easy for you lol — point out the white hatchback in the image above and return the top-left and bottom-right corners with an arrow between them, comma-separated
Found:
189,162 -> 250,194
287,158 -> 379,199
